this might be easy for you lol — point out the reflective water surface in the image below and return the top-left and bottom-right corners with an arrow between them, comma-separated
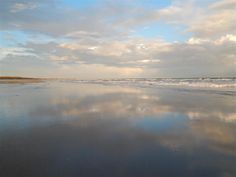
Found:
0,81 -> 236,177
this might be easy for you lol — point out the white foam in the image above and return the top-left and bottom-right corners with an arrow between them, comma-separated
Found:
60,78 -> 236,90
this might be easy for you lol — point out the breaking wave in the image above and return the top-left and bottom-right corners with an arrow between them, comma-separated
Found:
63,78 -> 236,89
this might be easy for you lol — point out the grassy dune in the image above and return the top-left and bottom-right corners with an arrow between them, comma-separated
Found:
0,76 -> 36,79
0,76 -> 43,83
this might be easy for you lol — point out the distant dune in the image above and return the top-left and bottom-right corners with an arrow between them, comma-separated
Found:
0,76 -> 37,79
0,76 -> 43,83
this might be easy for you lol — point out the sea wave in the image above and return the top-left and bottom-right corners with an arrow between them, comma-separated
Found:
62,78 -> 236,89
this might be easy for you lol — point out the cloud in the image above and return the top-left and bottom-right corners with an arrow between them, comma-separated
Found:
210,0 -> 236,9
1,32 -> 235,78
0,47 -> 37,60
189,10 -> 236,38
10,2 -> 38,13
1,0 -> 235,38
0,0 -> 236,78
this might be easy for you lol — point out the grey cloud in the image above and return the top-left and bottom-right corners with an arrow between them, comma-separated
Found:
151,41 -> 236,77
0,0 -> 126,37
1,0 -> 235,39
210,0 -> 236,9
0,54 -> 56,77
10,2 -> 39,13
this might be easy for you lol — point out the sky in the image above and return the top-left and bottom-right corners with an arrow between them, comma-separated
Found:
0,0 -> 236,79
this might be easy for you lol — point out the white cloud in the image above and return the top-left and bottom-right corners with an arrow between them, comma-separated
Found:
188,34 -> 236,45
0,47 -> 37,60
53,64 -> 144,79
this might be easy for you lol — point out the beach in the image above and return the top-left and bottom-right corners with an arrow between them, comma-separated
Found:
0,79 -> 236,177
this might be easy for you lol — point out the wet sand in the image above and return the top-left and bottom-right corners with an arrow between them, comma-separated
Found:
0,80 -> 236,177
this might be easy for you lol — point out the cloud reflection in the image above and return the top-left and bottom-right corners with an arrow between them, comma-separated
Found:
1,82 -> 236,177
25,82 -> 236,157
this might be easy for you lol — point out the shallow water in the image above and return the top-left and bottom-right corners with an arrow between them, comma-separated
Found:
0,80 -> 236,177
